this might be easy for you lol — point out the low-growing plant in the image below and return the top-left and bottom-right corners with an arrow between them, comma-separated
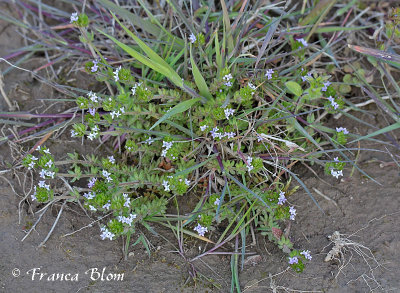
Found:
7,1 -> 397,291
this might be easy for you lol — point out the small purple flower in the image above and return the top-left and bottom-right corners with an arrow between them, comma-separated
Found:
321,81 -> 331,92
278,191 -> 287,205
89,108 -> 96,116
300,250 -> 312,260
189,33 -> 196,44
289,256 -> 299,264
289,206 -> 296,221
265,69 -> 274,80
297,38 -> 308,47
88,177 -> 97,188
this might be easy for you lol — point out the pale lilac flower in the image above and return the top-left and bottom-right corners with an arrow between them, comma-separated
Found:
131,82 -> 142,96
214,198 -> 220,206
102,201 -> 111,210
300,250 -> 312,260
31,156 -> 38,161
87,132 -> 97,141
45,160 -> 53,168
224,132 -> 236,139
45,171 -> 55,179
161,141 -> 173,157
89,205 -> 97,211
100,227 -> 115,240
70,12 -> 78,23
248,82 -> 256,91
330,169 -> 343,179
71,130 -> 78,137
91,63 -> 98,73
223,74 -> 233,87
113,66 -> 121,82
297,38 -> 308,47
327,96 -> 339,110
301,75 -> 308,82
189,33 -> 196,44
224,108 -> 235,119
210,127 -> 221,139
39,169 -> 46,179
108,156 -> 115,164
123,193 -> 131,207
89,108 -> 96,116
321,81 -> 331,92
83,191 -> 96,200
184,178 -> 190,186
246,156 -> 254,172
289,256 -> 299,264
333,157 -> 339,162
194,223 -> 208,237
278,191 -> 287,205
118,214 -> 137,226
43,148 -> 51,154
289,206 -> 296,221
38,181 -> 46,188
88,177 -> 97,188
31,192 -> 37,201
257,134 -> 263,142
28,161 -> 35,170
265,69 -> 274,80
87,91 -> 99,103
145,137 -> 154,145
336,127 -> 349,134
162,180 -> 170,192
200,125 -> 208,131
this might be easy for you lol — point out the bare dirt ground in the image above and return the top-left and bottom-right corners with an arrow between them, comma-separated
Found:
1,6 -> 400,293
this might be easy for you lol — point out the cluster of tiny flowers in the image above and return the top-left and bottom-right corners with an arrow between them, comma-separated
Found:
223,74 -> 233,87
110,106 -> 125,119
118,213 -> 137,226
88,91 -> 100,103
162,180 -> 170,192
336,127 -> 349,134
87,125 -> 99,140
278,191 -> 287,205
89,205 -> 96,211
289,206 -> 296,220
265,69 -> 274,80
91,59 -> 99,73
131,82 -> 143,96
214,198 -> 220,206
188,33 -> 196,44
38,181 -> 50,190
300,250 -> 312,260
321,81 -> 331,92
88,177 -> 97,188
83,191 -> 96,199
102,169 -> 112,182
100,227 -> 115,240
297,38 -> 308,47
210,126 -> 236,139
27,155 -> 38,169
113,66 -> 121,82
122,193 -> 131,207
194,223 -> 208,237
70,12 -> 78,23
161,140 -> 173,157
288,256 -> 298,264
327,96 -> 339,110
39,168 -> 54,179
246,156 -> 254,172
301,71 -> 312,82
330,168 -> 343,179
224,107 -> 235,120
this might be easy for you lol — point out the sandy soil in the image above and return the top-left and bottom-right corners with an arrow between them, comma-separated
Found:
1,5 -> 399,293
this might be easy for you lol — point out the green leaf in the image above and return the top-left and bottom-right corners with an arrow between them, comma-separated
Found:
285,81 -> 303,96
149,98 -> 201,130
190,49 -> 212,100
97,29 -> 183,88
